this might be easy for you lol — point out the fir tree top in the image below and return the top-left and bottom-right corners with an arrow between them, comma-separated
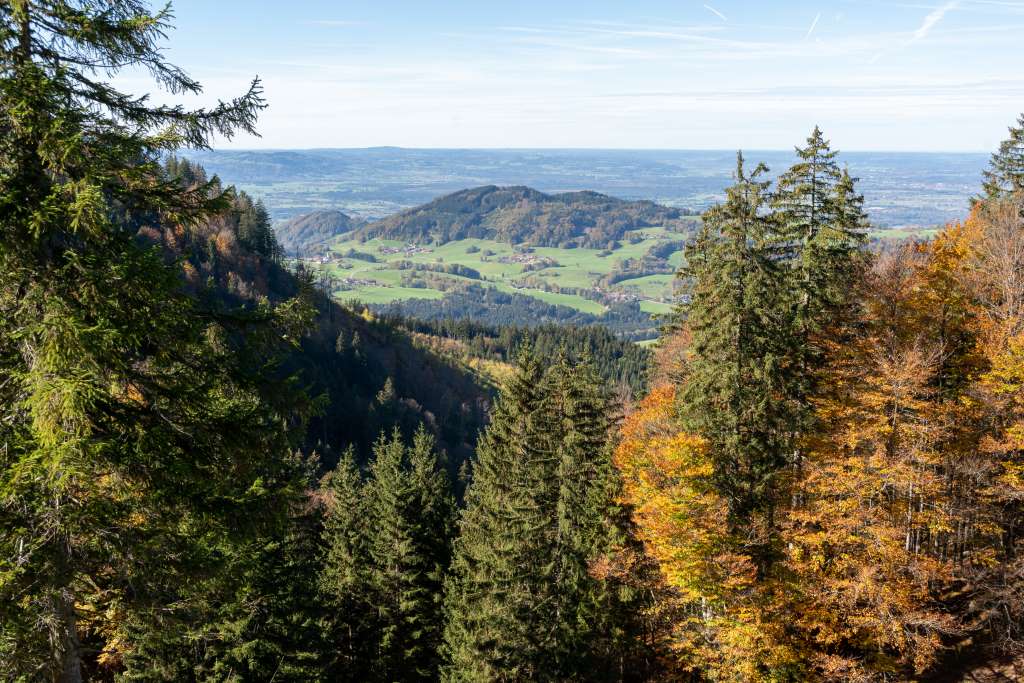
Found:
979,112 -> 1024,201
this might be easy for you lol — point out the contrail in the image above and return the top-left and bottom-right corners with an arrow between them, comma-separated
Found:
805,12 -> 822,39
703,4 -> 728,22
911,1 -> 958,43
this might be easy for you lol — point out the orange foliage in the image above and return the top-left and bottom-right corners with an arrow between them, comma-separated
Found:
621,198 -> 1024,679
786,265 -> 958,677
616,386 -> 801,680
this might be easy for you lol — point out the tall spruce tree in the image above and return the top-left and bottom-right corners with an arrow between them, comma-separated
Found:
770,129 -> 868,493
363,427 -> 454,681
320,446 -> 375,681
771,128 -> 868,355
406,426 -> 457,672
544,353 -> 652,679
0,2 -> 315,679
444,350 -> 646,681
237,195 -> 280,260
161,454 -> 328,682
678,153 -> 793,574
980,112 -> 1024,200
442,352 -> 557,682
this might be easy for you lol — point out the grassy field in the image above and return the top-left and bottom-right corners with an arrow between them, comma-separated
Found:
316,220 -> 934,331
869,226 -> 941,240
321,228 -> 685,314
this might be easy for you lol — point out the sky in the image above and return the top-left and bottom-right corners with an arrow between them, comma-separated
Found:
125,0 -> 1024,151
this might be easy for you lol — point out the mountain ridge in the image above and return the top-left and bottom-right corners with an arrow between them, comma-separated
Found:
353,184 -> 690,248
276,209 -> 359,255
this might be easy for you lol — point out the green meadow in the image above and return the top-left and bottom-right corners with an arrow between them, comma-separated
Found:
323,228 -> 684,314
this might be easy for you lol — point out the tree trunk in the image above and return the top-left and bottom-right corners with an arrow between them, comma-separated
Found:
56,591 -> 82,683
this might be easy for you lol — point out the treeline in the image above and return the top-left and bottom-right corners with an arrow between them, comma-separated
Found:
393,260 -> 484,280
388,316 -> 653,394
616,122 -> 1024,680
380,283 -> 662,340
164,156 -> 282,261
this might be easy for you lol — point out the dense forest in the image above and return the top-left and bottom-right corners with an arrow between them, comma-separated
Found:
381,287 -> 663,341
2,3 -> 1024,682
384,317 -> 653,396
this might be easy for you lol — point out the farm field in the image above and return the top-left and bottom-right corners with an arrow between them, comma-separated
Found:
319,227 -> 687,315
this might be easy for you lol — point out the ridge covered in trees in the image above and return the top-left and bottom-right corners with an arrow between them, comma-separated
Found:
146,156 -> 491,470
276,209 -> 360,257
355,185 -> 692,248
388,316 -> 653,396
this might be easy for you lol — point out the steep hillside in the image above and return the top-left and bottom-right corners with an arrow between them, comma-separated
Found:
276,209 -> 358,256
142,168 -> 491,470
356,185 -> 689,248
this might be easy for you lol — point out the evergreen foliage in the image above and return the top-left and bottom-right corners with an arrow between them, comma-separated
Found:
390,316 -> 653,395
0,2 -> 314,679
320,431 -> 454,682
678,153 -> 793,567
770,128 -> 869,505
980,112 -> 1024,200
443,350 -> 650,681
320,447 -> 375,680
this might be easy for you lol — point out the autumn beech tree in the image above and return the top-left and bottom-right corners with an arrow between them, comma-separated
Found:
615,385 -> 801,680
784,244 -> 961,680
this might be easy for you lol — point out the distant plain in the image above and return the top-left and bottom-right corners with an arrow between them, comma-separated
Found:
188,147 -> 983,326
188,147 -> 987,228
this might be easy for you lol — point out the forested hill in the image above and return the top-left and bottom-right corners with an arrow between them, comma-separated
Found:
387,317 -> 653,395
276,209 -> 360,256
356,184 -> 691,247
152,161 -> 491,468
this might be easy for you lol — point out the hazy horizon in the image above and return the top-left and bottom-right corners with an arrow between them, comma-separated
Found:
187,146 -> 987,228
133,0 -> 1024,152
200,145 -> 995,154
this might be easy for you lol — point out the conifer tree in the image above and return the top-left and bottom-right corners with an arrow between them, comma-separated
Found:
545,353 -> 653,678
678,153 -> 792,574
0,2 -> 315,679
176,458 -> 328,682
444,350 -> 648,681
772,126 -> 841,260
771,128 -> 868,426
320,447 -> 374,681
364,427 -> 454,681
773,128 -> 868,325
237,194 -> 280,260
980,112 -> 1024,200
542,354 -> 615,654
770,129 -> 867,508
407,427 -> 457,661
442,352 -> 559,681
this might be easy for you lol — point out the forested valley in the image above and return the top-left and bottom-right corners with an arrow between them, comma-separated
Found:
2,2 -> 1024,682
